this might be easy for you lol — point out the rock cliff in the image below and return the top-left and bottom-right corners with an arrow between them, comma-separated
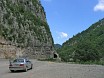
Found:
0,0 -> 55,59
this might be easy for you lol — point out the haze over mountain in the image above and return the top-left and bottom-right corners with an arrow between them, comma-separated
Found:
54,44 -> 61,50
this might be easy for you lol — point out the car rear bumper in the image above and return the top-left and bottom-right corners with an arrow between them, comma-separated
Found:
9,67 -> 26,71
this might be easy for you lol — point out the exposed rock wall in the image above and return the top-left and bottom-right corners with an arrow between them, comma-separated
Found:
0,0 -> 55,59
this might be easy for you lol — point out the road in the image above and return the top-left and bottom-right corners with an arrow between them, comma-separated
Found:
0,59 -> 104,78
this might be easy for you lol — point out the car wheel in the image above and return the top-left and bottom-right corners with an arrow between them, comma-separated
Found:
30,64 -> 33,69
10,70 -> 14,72
24,67 -> 27,72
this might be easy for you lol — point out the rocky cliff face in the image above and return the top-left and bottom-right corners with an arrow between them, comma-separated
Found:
0,0 -> 55,59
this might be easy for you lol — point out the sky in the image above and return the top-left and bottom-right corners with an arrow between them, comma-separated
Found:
40,0 -> 104,45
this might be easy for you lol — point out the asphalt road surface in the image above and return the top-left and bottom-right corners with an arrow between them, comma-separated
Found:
0,59 -> 104,78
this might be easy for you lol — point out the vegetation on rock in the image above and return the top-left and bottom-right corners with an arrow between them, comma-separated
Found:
0,0 -> 54,59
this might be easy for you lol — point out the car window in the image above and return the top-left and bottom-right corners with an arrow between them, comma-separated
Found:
26,59 -> 29,62
26,60 -> 30,62
13,59 -> 24,63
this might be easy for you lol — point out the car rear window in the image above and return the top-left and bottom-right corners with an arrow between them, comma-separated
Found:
13,59 -> 24,63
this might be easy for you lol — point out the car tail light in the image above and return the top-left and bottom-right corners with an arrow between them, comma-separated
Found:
20,64 -> 24,66
9,64 -> 12,66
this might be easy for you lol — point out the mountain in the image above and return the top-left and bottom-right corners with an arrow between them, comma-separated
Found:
58,18 -> 104,62
54,44 -> 62,50
0,0 -> 55,59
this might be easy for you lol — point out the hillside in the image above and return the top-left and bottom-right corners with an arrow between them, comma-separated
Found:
58,18 -> 104,62
0,0 -> 55,59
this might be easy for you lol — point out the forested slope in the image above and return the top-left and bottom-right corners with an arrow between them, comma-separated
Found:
58,18 -> 104,63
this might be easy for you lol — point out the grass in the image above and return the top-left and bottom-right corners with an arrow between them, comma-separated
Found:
38,58 -> 60,62
38,58 -> 104,65
69,60 -> 104,65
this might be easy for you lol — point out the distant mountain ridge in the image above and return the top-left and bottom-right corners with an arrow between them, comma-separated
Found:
58,18 -> 104,62
0,0 -> 55,59
54,44 -> 62,50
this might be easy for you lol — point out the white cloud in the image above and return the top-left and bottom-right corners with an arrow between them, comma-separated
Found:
55,31 -> 68,44
57,32 -> 68,38
94,0 -> 104,11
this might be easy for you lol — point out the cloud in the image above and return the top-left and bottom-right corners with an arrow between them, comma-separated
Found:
55,31 -> 68,44
94,0 -> 104,11
57,32 -> 68,38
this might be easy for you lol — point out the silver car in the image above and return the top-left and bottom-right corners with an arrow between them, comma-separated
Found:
9,58 -> 33,72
